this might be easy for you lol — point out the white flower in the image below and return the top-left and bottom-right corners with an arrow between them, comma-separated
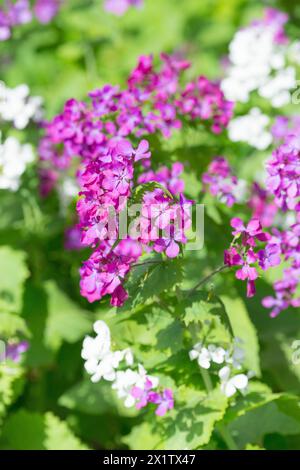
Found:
219,366 -> 248,398
221,22 -> 295,108
259,66 -> 295,107
81,320 -> 136,384
0,83 -> 43,129
112,369 -> 141,408
0,136 -> 34,191
81,320 -> 111,362
112,364 -> 159,408
228,108 -> 272,150
208,345 -> 226,364
189,343 -> 226,369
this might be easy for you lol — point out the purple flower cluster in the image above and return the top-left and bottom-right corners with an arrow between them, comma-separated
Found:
0,0 -> 60,40
80,239 -> 141,306
137,162 -> 185,196
104,0 -> 143,16
202,156 -> 238,207
224,218 -> 278,297
266,134 -> 300,212
38,53 -> 231,307
248,183 -> 277,228
262,224 -> 300,317
131,379 -> 174,416
39,53 -> 233,195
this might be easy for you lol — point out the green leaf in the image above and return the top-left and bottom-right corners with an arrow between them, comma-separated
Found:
131,182 -> 173,205
125,259 -> 183,309
0,312 -> 29,337
220,295 -> 261,375
0,410 -> 88,450
179,291 -> 233,343
59,379 -> 139,418
0,247 -> 29,314
123,387 -> 228,450
44,281 -> 92,351
0,363 -> 25,426
228,396 -> 300,449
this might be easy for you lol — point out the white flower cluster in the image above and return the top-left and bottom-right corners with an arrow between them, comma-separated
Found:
221,21 -> 296,107
189,338 -> 252,398
0,83 -> 43,130
0,136 -> 34,191
81,320 -> 159,408
228,108 -> 273,150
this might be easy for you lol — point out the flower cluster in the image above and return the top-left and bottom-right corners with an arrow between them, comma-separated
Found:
262,224 -> 300,317
79,240 -> 141,306
248,183 -> 277,228
228,108 -> 273,150
39,54 -> 228,307
266,135 -> 300,212
82,320 -> 174,416
221,8 -> 295,107
0,81 -> 42,192
104,0 -> 143,16
189,338 -> 252,398
39,53 -> 233,189
0,0 -> 60,40
137,162 -> 185,196
202,156 -> 246,207
224,217 -> 279,297
0,83 -> 43,130
0,136 -> 34,191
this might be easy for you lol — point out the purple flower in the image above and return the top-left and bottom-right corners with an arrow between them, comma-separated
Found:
148,389 -> 174,416
6,341 -> 29,363
258,243 -> 281,270
202,156 -> 238,207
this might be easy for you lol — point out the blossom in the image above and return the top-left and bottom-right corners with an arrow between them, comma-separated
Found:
219,366 -> 248,398
34,0 -> 60,24
0,83 -> 43,129
202,156 -> 242,207
148,389 -> 174,416
81,320 -> 133,383
228,108 -> 272,150
230,218 -> 270,246
6,341 -> 29,363
189,342 -> 226,369
221,8 -> 295,107
104,0 -> 143,16
0,136 -> 34,191
266,134 -> 300,211
0,0 -> 61,40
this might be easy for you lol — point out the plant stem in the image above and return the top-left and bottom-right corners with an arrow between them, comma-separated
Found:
200,368 -> 238,450
188,265 -> 229,295
131,260 -> 162,268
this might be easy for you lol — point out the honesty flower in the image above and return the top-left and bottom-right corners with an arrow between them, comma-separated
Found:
189,342 -> 226,369
221,8 -> 295,107
0,136 -> 34,191
219,366 -> 248,398
228,108 -> 272,150
0,83 -> 43,129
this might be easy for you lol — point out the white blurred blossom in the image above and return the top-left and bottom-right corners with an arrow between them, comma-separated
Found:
228,108 -> 273,150
218,366 -> 248,398
0,83 -> 43,129
0,136 -> 34,191
221,23 -> 295,107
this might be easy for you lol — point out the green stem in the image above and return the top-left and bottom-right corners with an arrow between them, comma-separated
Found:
200,368 -> 238,450
188,265 -> 229,296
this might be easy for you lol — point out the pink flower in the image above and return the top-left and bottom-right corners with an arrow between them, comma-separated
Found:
148,389 -> 174,416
